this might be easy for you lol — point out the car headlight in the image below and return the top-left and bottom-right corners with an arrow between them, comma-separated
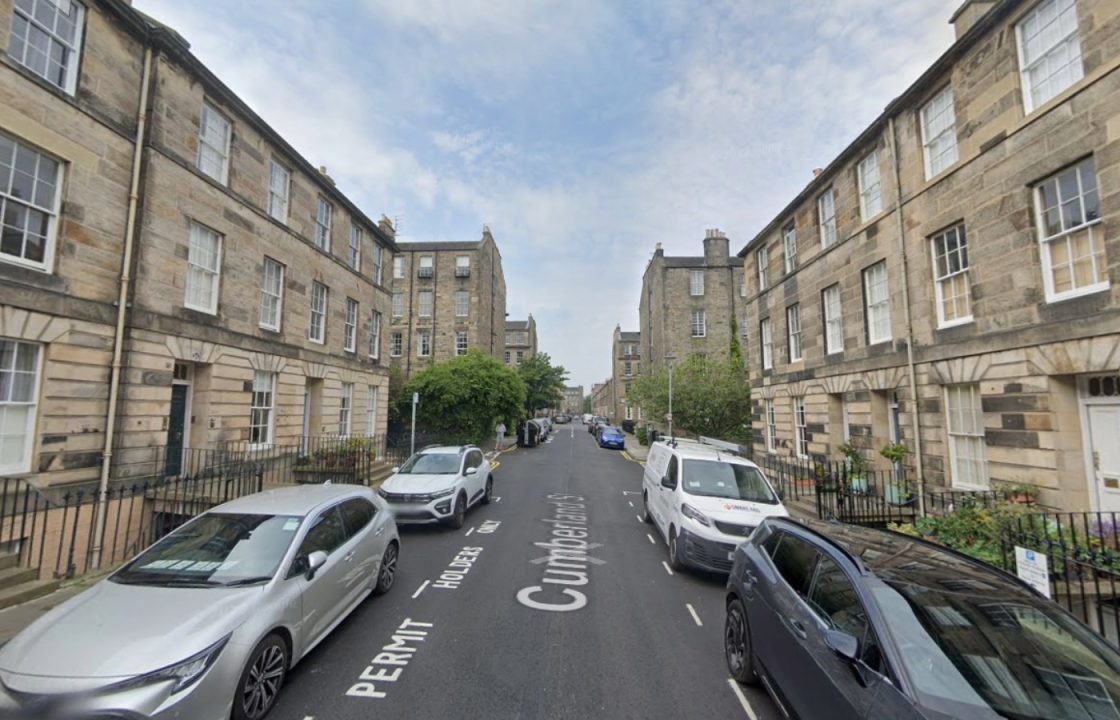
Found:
681,503 -> 711,527
428,487 -> 455,500
107,634 -> 231,695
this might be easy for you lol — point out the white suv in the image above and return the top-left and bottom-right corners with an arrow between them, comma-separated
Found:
379,446 -> 493,528
642,438 -> 788,573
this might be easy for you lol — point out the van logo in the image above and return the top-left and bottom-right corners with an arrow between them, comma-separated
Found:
723,503 -> 760,513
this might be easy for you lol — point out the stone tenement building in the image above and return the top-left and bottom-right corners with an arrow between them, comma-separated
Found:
0,0 -> 396,489
389,231 -> 507,378
562,386 -> 584,415
609,327 -> 641,423
739,0 -> 1120,512
504,315 -> 537,366
590,381 -> 612,419
639,229 -> 747,376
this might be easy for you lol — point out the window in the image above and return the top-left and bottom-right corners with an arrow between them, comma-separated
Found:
946,384 -> 988,489
418,256 -> 433,278
863,261 -> 891,344
393,256 -> 404,279
348,226 -> 361,271
419,290 -> 433,317
455,290 -> 469,317
921,86 -> 959,179
390,332 -> 402,357
8,0 -> 85,93
818,189 -> 837,249
309,282 -> 327,343
185,222 -> 222,314
765,400 -> 777,452
769,534 -> 819,596
783,224 -> 798,274
516,350 -> 524,363
787,304 -> 802,362
624,361 -> 632,377
931,224 -> 972,326
1017,0 -> 1083,113
368,310 -> 381,359
857,150 -> 882,221
259,257 -> 284,331
249,370 -> 275,446
391,293 -> 404,318
340,498 -> 376,537
504,350 -> 510,363
807,558 -> 882,673
823,284 -> 843,354
315,197 -> 332,251
296,508 -> 346,561
196,102 -> 231,184
760,318 -> 773,370
366,386 -> 379,435
691,310 -> 706,338
757,246 -> 769,291
418,330 -> 431,357
456,255 -> 470,278
373,245 -> 383,285
455,331 -> 468,356
740,270 -> 748,298
625,405 -> 633,421
0,132 -> 61,270
344,298 -> 358,352
267,160 -> 289,222
794,397 -> 808,458
505,332 -> 514,347
0,339 -> 41,474
339,383 -> 353,437
1034,158 -> 1106,301
690,270 -> 704,296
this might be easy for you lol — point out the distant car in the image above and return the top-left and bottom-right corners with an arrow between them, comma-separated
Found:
554,414 -> 571,424
725,516 -> 1120,719
532,417 -> 551,440
379,445 -> 493,528
598,426 -> 625,450
516,419 -> 540,447
0,484 -> 399,720
588,416 -> 608,435
582,413 -> 593,424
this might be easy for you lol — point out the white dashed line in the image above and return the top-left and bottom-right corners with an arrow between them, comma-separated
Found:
687,603 -> 703,627
646,533 -> 656,544
411,580 -> 430,599
494,496 -> 502,503
727,678 -> 760,720
628,501 -> 634,507
636,514 -> 643,523
465,527 -> 475,536
661,561 -> 674,576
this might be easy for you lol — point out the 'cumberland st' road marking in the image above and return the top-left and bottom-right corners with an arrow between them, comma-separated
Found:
516,493 -> 604,613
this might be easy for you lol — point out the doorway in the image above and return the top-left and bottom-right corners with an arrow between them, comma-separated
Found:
1082,375 -> 1120,512
165,363 -> 192,476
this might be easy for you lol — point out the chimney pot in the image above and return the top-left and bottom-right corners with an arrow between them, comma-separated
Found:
812,168 -> 823,177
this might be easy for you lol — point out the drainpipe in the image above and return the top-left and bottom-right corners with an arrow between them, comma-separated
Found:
888,116 -> 926,517
91,46 -> 153,570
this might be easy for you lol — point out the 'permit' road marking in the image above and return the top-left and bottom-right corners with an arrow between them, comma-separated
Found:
661,561 -> 674,576
687,603 -> 703,626
411,580 -> 429,599
346,618 -> 434,699
727,678 -> 760,720
646,534 -> 655,544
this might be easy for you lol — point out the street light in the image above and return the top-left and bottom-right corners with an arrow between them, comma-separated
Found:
665,352 -> 676,440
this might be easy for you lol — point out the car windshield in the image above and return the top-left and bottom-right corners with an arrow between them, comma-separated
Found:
603,427 -> 622,436
871,580 -> 1120,720
398,452 -> 460,474
680,460 -> 779,504
112,513 -> 301,587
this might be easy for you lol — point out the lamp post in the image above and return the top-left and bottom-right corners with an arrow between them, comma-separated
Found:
665,352 -> 676,440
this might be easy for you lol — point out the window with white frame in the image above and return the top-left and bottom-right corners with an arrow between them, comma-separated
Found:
1017,0 -> 1083,113
249,370 -> 275,446
367,386 -> 379,435
863,261 -> 891,344
456,255 -> 470,277
740,270 -> 748,297
456,331 -> 468,356
760,318 -> 773,370
185,222 -> 222,314
455,290 -> 469,317
309,282 -> 327,343
1034,158 -> 1106,301
691,310 -> 706,337
368,310 -> 381,359
267,160 -> 289,222
921,86 -> 959,179
625,405 -> 633,421
0,339 -> 41,475
690,270 -> 704,296
504,350 -> 510,364
418,330 -> 431,357
393,256 -> 404,279
373,245 -> 383,285
787,304 -> 802,362
392,292 -> 404,318
315,197 -> 332,250
259,257 -> 284,331
348,226 -> 361,271
858,150 -> 882,221
418,256 -> 433,278
196,102 -> 231,184
765,400 -> 777,453
390,332 -> 402,357
8,0 -> 85,94
819,189 -> 837,249
0,132 -> 61,271
624,361 -> 632,377
419,291 -> 433,317
823,283 -> 843,354
516,350 -> 524,363
931,224 -> 972,326
339,382 -> 353,437
783,224 -> 798,274
794,397 -> 808,458
344,298 -> 358,352
946,384 -> 988,489
757,246 -> 769,291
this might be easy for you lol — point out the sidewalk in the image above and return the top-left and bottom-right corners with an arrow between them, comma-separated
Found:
620,430 -> 649,463
0,570 -> 111,645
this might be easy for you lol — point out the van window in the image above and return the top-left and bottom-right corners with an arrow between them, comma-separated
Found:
666,456 -> 679,485
680,460 -> 778,503
769,534 -> 819,597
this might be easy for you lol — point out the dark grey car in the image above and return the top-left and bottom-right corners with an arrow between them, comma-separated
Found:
724,517 -> 1120,720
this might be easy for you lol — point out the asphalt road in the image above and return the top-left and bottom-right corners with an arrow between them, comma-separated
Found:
270,424 -> 782,720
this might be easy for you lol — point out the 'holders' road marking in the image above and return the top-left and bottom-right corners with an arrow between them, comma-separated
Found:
687,603 -> 703,626
727,678 -> 760,720
661,561 -> 674,576
646,534 -> 655,544
411,580 -> 430,599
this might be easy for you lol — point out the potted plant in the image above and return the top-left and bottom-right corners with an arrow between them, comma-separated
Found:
838,441 -> 869,494
998,481 -> 1037,505
879,442 -> 912,505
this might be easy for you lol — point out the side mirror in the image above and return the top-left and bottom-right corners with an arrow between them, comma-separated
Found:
306,550 -> 328,581
464,467 -> 478,476
661,475 -> 677,490
825,629 -> 859,663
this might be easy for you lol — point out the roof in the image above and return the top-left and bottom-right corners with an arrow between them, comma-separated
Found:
419,445 -> 472,454
618,331 -> 641,342
396,241 -> 481,252
506,320 -> 531,330
662,257 -> 745,268
652,438 -> 756,465
211,484 -> 372,516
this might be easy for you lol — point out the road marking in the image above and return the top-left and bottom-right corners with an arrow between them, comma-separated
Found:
465,527 -> 475,536
646,533 -> 655,544
494,496 -> 502,502
621,490 -> 640,495
727,678 -> 760,720
661,561 -> 674,576
492,461 -> 502,470
411,580 -> 430,599
628,500 -> 634,507
635,514 -> 643,523
687,603 -> 703,626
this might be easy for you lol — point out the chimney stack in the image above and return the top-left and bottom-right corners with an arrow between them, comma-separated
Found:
378,214 -> 395,238
654,242 -> 664,257
703,228 -> 730,266
812,168 -> 824,177
949,0 -> 997,39
318,166 -> 335,185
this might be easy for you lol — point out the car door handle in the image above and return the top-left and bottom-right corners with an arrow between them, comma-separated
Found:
374,527 -> 384,536
344,550 -> 356,562
787,617 -> 808,640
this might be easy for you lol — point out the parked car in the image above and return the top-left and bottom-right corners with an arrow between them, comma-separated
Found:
724,516 -> 1120,720
598,425 -> 626,450
554,414 -> 571,424
379,445 -> 493,528
642,438 -> 787,573
516,419 -> 541,447
582,413 -> 593,424
0,484 -> 399,720
532,417 -> 551,440
588,416 -> 608,436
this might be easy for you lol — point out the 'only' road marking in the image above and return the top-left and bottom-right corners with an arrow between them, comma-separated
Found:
687,603 -> 703,627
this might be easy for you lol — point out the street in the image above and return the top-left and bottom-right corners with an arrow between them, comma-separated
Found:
270,425 -> 781,719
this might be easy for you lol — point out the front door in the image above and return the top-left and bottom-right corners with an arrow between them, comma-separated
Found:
1087,404 -> 1120,512
165,384 -> 188,476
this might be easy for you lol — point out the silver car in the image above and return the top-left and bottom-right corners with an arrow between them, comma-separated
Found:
0,483 -> 399,720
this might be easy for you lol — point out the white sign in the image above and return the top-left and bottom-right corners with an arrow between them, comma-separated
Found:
665,413 -> 673,422
1014,546 -> 1051,599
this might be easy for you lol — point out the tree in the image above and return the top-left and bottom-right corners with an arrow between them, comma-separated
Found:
729,315 -> 745,374
517,353 -> 569,413
628,354 -> 751,442
402,350 -> 526,445
386,365 -> 409,426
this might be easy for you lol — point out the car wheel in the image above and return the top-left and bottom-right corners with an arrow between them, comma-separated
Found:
448,493 -> 467,529
374,542 -> 398,595
482,476 -> 493,505
234,633 -> 288,720
668,528 -> 687,572
725,599 -> 759,685
641,492 -> 652,524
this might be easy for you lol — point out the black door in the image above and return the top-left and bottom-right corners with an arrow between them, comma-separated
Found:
165,385 -> 188,476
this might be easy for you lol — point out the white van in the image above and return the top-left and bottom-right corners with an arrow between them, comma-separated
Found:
641,438 -> 788,573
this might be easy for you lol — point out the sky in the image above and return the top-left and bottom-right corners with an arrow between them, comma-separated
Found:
134,0 -> 961,390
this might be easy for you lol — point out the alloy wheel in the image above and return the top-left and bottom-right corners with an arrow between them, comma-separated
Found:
376,543 -> 398,594
241,640 -> 286,719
